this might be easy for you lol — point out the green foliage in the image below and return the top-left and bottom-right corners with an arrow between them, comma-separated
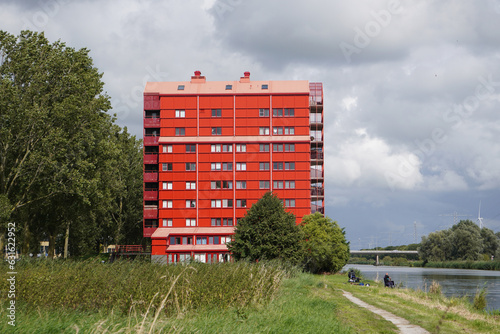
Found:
300,212 -> 349,273
228,192 -> 304,265
418,220 -> 498,262
473,288 -> 488,311
0,30 -> 143,256
0,259 -> 288,315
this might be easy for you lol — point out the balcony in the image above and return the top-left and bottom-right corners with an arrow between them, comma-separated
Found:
311,151 -> 324,160
311,206 -> 325,214
144,154 -> 158,164
144,136 -> 159,146
311,169 -> 324,179
144,100 -> 160,110
144,206 -> 158,219
144,117 -> 161,127
311,188 -> 324,196
144,172 -> 158,182
144,190 -> 158,201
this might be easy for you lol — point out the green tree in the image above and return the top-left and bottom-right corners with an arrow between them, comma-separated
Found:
228,192 -> 303,264
300,212 -> 349,273
480,227 -> 499,259
418,229 -> 452,262
450,220 -> 482,260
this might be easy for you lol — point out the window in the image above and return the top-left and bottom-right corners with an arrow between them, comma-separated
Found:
223,218 -> 233,226
284,108 -> 294,117
273,144 -> 283,152
273,180 -> 284,189
236,199 -> 247,208
223,181 -> 233,189
186,163 -> 196,171
211,181 -> 232,189
211,181 -> 221,189
162,200 -> 172,208
259,127 -> 269,135
186,144 -> 196,153
236,144 -> 246,152
211,144 -> 232,153
221,236 -> 231,245
259,144 -> 269,152
223,162 -> 232,171
211,218 -> 222,226
183,236 -> 193,245
211,200 -> 222,208
211,162 -> 221,171
259,181 -> 270,189
175,110 -> 185,118
273,162 -> 283,170
186,200 -> 196,208
273,127 -> 283,135
211,144 -> 221,153
162,219 -> 172,227
225,84 -> 232,90
163,182 -> 173,190
236,181 -> 246,189
285,180 -> 295,189
273,108 -> 283,117
177,85 -> 185,90
197,237 -> 207,245
285,143 -> 295,152
222,144 -> 232,152
212,127 -> 222,135
186,182 -> 196,190
212,109 -> 222,117
236,162 -> 246,171
186,218 -> 196,226
163,145 -> 172,153
222,199 -> 233,208
175,128 -> 185,136
284,127 -> 294,135
285,162 -> 295,170
259,162 -> 269,171
262,84 -> 268,89
162,163 -> 172,171
285,199 -> 296,207
259,108 -> 269,117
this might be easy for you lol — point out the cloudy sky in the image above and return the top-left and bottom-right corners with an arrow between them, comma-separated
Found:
2,0 -> 500,248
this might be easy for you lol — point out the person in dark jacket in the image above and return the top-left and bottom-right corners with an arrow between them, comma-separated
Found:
384,273 -> 394,288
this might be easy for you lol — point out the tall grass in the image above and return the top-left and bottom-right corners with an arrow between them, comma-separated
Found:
0,258 -> 292,317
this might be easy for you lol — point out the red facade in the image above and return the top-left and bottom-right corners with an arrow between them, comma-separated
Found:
143,72 -> 324,263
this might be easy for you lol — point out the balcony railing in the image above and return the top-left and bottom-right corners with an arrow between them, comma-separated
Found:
311,169 -> 324,179
311,188 -> 324,196
144,117 -> 161,127
144,136 -> 159,146
144,207 -> 158,219
143,154 -> 158,164
144,100 -> 160,110
144,190 -> 158,200
311,151 -> 324,160
144,172 -> 158,182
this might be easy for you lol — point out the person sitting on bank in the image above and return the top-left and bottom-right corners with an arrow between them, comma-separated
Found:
384,273 -> 394,288
348,269 -> 360,283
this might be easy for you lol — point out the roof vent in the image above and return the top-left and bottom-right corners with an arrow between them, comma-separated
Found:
240,71 -> 251,83
191,70 -> 206,83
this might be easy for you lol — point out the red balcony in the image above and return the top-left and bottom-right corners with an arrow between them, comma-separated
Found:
144,154 -> 158,164
143,227 -> 157,238
144,190 -> 158,201
144,117 -> 161,127
144,207 -> 158,219
144,172 -> 158,182
144,100 -> 160,110
144,136 -> 159,146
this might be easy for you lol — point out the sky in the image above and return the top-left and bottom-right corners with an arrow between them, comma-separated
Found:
2,0 -> 500,249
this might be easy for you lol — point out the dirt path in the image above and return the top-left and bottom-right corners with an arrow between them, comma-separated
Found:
342,290 -> 430,334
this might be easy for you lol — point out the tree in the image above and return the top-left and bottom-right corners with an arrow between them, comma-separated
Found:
227,192 -> 303,264
300,212 -> 349,273
418,230 -> 452,262
450,220 -> 482,261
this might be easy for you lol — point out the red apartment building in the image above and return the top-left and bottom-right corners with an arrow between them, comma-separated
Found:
143,71 -> 324,263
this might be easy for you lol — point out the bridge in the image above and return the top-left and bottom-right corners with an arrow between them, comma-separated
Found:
350,250 -> 419,265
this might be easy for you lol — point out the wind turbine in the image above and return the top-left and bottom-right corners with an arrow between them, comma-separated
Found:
477,201 -> 484,229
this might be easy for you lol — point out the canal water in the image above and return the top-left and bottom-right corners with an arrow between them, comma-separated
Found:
343,264 -> 500,311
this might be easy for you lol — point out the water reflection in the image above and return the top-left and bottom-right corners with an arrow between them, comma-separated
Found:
343,264 -> 500,310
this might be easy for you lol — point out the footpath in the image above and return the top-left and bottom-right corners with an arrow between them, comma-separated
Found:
342,290 -> 430,334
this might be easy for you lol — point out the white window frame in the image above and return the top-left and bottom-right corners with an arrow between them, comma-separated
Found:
163,182 -> 173,190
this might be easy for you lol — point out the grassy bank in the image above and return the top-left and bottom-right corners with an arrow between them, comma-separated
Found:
1,259 -> 499,333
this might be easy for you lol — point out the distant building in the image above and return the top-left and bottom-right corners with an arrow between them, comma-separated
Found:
143,71 -> 324,263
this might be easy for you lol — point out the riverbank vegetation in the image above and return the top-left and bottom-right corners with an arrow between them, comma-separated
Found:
1,260 -> 498,333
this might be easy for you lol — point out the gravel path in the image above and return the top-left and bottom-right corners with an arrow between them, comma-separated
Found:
342,290 -> 430,334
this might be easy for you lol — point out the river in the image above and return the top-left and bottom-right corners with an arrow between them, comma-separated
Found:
343,264 -> 500,311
